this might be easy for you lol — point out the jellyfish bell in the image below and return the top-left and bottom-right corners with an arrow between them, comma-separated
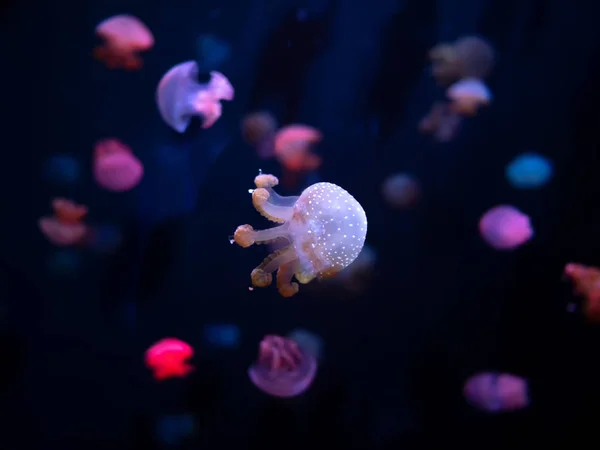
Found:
447,78 -> 492,116
381,173 -> 420,208
241,111 -> 278,158
39,198 -> 89,246
232,172 -> 368,297
145,337 -> 195,381
563,263 -> 600,322
428,43 -> 461,85
453,36 -> 495,79
479,205 -> 533,250
505,152 -> 553,189
463,372 -> 529,413
274,125 -> 322,170
93,14 -> 154,70
287,329 -> 323,360
156,61 -> 234,133
93,139 -> 144,192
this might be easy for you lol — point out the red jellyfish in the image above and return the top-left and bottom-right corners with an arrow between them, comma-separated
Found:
479,205 -> 533,250
156,61 -> 234,133
39,198 -> 89,246
564,263 -> 600,322
463,372 -> 529,413
145,338 -> 195,381
274,125 -> 322,188
93,139 -> 144,192
93,15 -> 154,70
248,335 -> 317,398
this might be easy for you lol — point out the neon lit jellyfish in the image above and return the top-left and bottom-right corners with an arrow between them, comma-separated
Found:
418,102 -> 462,143
241,111 -> 278,159
447,78 -> 492,116
44,154 -> 80,184
463,372 -> 529,413
248,335 -> 317,398
232,172 -> 368,297
156,62 -> 234,132
505,153 -> 553,189
93,15 -> 154,70
196,34 -> 231,71
203,324 -> 241,349
93,139 -> 144,192
381,173 -> 420,208
274,125 -> 322,187
479,205 -> 533,250
39,198 -> 89,246
564,263 -> 600,322
145,338 -> 195,381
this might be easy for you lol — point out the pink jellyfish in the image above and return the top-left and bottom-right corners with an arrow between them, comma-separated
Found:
93,15 -> 154,70
232,172 -> 368,297
381,173 -> 420,208
447,78 -> 492,116
93,139 -> 144,192
479,205 -> 533,250
39,198 -> 89,246
418,102 -> 462,142
145,338 -> 195,381
156,61 -> 234,133
248,335 -> 317,398
274,125 -> 322,188
463,372 -> 529,412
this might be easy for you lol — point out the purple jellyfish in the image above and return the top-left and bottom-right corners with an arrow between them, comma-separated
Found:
248,335 -> 317,398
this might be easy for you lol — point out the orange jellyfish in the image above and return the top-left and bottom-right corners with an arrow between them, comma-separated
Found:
418,102 -> 462,142
564,263 -> 600,322
241,111 -> 278,159
447,78 -> 492,116
39,198 -> 89,246
145,338 -> 195,381
93,15 -> 154,70
156,61 -> 234,133
93,139 -> 144,192
231,172 -> 368,297
273,125 -> 322,188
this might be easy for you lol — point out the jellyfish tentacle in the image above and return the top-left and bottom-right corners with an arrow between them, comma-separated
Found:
233,223 -> 290,248
276,260 -> 300,298
250,245 -> 298,289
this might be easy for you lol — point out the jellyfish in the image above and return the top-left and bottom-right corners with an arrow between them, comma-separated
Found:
93,139 -> 144,192
274,125 -> 322,188
287,329 -> 323,360
196,34 -> 231,71
505,153 -> 553,189
93,15 -> 154,70
418,102 -> 462,143
564,263 -> 600,322
463,372 -> 529,413
156,61 -> 234,133
231,172 -> 368,297
248,335 -> 317,398
145,338 -> 195,381
447,78 -> 492,116
241,111 -> 278,158
203,324 -> 241,349
479,205 -> 533,250
39,198 -> 89,246
44,154 -> 80,184
381,173 -> 420,208
429,36 -> 495,86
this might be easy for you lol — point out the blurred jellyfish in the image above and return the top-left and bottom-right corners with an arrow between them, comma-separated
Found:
381,173 -> 420,208
145,338 -> 195,381
203,324 -> 241,349
156,62 -> 234,132
241,111 -> 278,158
418,102 -> 462,143
505,153 -> 553,189
463,372 -> 529,413
274,125 -> 322,188
196,34 -> 231,71
44,154 -> 80,184
232,172 -> 368,297
93,15 -> 154,70
94,139 -> 144,192
287,329 -> 323,360
39,198 -> 89,246
46,250 -> 81,277
447,78 -> 492,116
564,263 -> 600,322
248,335 -> 317,398
479,205 -> 533,250
156,413 -> 196,447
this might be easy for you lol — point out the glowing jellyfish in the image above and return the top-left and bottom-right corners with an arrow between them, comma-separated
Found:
274,125 -> 322,188
203,324 -> 241,349
39,198 -> 89,246
196,34 -> 231,71
287,329 -> 323,360
479,205 -> 533,250
248,335 -> 317,398
505,153 -> 553,189
463,372 -> 529,413
232,172 -> 368,297
241,111 -> 278,158
418,102 -> 462,143
44,154 -> 80,184
447,78 -> 492,116
93,139 -> 143,192
381,173 -> 420,208
93,15 -> 154,70
156,62 -> 234,133
564,263 -> 600,322
145,338 -> 195,381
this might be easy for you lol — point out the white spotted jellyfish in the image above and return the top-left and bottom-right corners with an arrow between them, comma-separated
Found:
232,172 -> 368,297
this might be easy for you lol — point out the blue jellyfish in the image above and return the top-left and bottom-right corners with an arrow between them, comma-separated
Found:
195,34 -> 231,72
156,414 -> 195,447
44,154 -> 80,184
87,224 -> 122,254
505,152 -> 553,189
203,324 -> 240,349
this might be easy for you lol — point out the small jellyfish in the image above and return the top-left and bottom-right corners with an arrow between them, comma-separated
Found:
241,111 -> 278,158
479,205 -> 533,250
274,125 -> 322,187
196,34 -> 232,71
44,154 -> 80,184
446,78 -> 492,116
145,338 -> 195,381
203,324 -> 241,349
93,139 -> 144,192
156,61 -> 234,133
248,335 -> 317,398
93,15 -> 154,70
39,198 -> 89,246
463,372 -> 529,413
287,329 -> 323,360
381,173 -> 420,208
232,172 -> 368,297
429,36 -> 495,86
505,153 -> 553,189
564,263 -> 600,322
418,102 -> 462,143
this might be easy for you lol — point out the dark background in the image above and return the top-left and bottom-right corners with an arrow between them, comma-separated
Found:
1,0 -> 600,448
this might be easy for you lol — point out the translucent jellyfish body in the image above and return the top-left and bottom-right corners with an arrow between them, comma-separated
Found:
232,173 -> 368,297
418,102 -> 462,143
145,338 -> 195,381
39,198 -> 89,246
93,139 -> 143,192
248,335 -> 317,398
479,205 -> 533,250
241,111 -> 278,158
381,173 -> 420,208
447,78 -> 492,116
505,153 -> 553,189
463,372 -> 529,413
156,61 -> 234,132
